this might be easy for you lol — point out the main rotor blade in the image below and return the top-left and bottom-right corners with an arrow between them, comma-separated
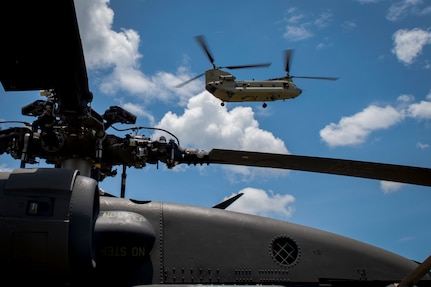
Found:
292,76 -> 339,81
0,0 -> 92,112
284,49 -> 294,74
398,255 -> 431,287
207,149 -> 431,187
223,63 -> 272,70
175,72 -> 205,88
195,35 -> 215,66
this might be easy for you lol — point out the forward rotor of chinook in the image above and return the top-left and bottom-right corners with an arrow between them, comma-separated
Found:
175,35 -> 271,88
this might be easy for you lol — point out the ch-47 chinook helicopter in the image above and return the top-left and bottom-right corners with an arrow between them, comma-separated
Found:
176,35 -> 338,108
1,1 -> 431,286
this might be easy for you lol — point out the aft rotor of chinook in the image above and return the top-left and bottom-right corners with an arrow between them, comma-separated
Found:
271,49 -> 339,81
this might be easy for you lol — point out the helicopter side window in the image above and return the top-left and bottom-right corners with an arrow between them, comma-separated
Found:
219,74 -> 235,81
283,83 -> 289,89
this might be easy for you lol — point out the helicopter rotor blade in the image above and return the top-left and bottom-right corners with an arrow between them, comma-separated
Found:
175,72 -> 205,88
205,149 -> 431,187
223,63 -> 272,70
398,255 -> 431,287
292,75 -> 339,81
0,0 -> 92,113
195,35 -> 215,66
284,49 -> 294,75
283,49 -> 338,80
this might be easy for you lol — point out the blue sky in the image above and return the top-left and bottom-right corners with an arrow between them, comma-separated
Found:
1,0 -> 431,263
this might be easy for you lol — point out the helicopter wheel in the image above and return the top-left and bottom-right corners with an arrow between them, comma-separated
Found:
221,102 -> 225,107
262,103 -> 267,108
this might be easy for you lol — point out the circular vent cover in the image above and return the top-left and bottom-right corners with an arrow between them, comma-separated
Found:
270,236 -> 300,267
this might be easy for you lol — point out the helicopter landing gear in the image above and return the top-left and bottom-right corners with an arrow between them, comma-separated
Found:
262,103 -> 267,108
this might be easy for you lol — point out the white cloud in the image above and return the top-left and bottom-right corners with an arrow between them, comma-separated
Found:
380,181 -> 404,193
320,105 -> 403,147
314,11 -> 333,28
320,95 -> 431,148
387,0 -> 431,21
284,25 -> 313,41
392,28 -> 431,65
398,236 -> 416,242
407,100 -> 431,119
417,142 -> 430,149
74,0 -> 201,104
342,21 -> 357,31
226,187 -> 295,218
397,94 -> 415,103
122,102 -> 155,125
155,92 -> 288,153
387,0 -> 421,21
282,8 -> 333,42
75,0 -> 139,70
154,92 -> 290,177
0,164 -> 12,172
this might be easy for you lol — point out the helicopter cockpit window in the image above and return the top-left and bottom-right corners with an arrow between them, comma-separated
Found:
219,74 -> 235,81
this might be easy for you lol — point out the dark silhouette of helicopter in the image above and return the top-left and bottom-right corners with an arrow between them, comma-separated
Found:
176,35 -> 338,108
0,1 -> 430,286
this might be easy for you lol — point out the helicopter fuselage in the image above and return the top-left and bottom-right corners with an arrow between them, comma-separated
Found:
0,168 -> 430,286
205,69 -> 302,107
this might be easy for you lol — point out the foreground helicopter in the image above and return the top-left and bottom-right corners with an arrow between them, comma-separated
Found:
176,35 -> 338,108
1,1 -> 431,286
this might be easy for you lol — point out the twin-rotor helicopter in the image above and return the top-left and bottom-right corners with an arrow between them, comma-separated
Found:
176,35 -> 338,108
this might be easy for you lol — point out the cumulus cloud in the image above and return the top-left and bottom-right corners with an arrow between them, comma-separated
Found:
320,105 -> 404,147
153,92 -> 290,178
74,0 -> 201,104
407,100 -> 431,119
392,28 -> 431,65
75,0 -> 140,70
226,187 -> 295,218
320,93 -> 431,148
154,92 -> 288,153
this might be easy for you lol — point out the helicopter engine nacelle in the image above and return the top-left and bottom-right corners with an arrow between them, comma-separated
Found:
0,168 -> 99,281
